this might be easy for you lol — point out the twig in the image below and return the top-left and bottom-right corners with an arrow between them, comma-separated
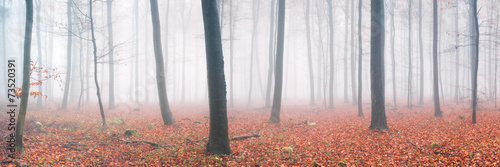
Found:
110,137 -> 171,147
229,134 -> 262,141
433,151 -> 461,157
408,141 -> 424,152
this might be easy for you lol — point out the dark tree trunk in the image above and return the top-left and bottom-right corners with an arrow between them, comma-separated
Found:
201,0 -> 232,155
327,0 -> 334,109
61,0 -> 72,110
369,0 -> 388,130
107,0 -> 115,109
432,0 -> 442,117
90,0 -> 106,130
265,0 -> 275,108
471,0 -> 479,124
269,0 -> 285,123
357,0 -> 363,117
14,0 -> 33,153
150,0 -> 175,125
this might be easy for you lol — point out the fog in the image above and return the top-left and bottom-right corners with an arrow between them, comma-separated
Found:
0,0 -> 498,109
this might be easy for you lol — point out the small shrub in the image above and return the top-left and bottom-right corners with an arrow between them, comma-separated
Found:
125,129 -> 137,136
431,142 -> 439,148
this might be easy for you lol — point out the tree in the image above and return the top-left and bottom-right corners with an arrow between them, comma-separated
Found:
343,0 -> 349,103
201,0 -> 231,155
269,0 -> 285,123
90,0 -> 106,130
35,0 -> 42,107
14,0 -> 33,153
150,0 -> 175,125
247,0 -> 260,107
228,0 -> 234,107
418,0 -> 424,105
471,0 -> 479,123
61,0 -> 72,110
327,0 -> 334,109
432,0 -> 442,117
369,0 -> 388,130
407,0 -> 413,109
265,0 -> 275,108
357,0 -> 363,117
305,0 -> 315,106
350,0 -> 357,105
389,0 -> 396,108
107,0 -> 116,109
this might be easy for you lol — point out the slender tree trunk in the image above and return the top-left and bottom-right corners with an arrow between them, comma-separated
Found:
90,0 -> 106,130
495,12 -> 499,108
164,0 -> 169,73
229,1 -> 234,107
265,0 -> 275,108
488,0 -> 493,102
390,0 -> 396,108
248,0 -> 260,107
135,0 -> 139,103
357,0 -> 363,117
305,0 -> 315,106
408,0 -> 413,109
107,0 -> 115,109
327,0 -> 335,109
201,0 -> 232,155
343,0 -> 349,103
181,1 -> 186,103
454,1 -> 459,103
418,0 -> 424,105
432,0 -> 442,117
61,0 -> 72,110
369,0 -> 388,130
77,23 -> 83,110
269,0 -> 285,123
150,0 -> 175,125
351,0 -> 357,105
14,0 -> 33,153
471,0 -> 479,124
35,0 -> 42,107
145,1 -> 150,104
315,0 -> 324,102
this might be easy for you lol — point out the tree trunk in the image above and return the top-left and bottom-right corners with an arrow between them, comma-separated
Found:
454,1 -> 459,104
343,0 -> 349,103
14,0 -> 33,153
305,0 -> 315,106
471,0 -> 479,124
150,0 -> 175,125
327,0 -> 334,109
145,1 -> 150,104
107,0 -> 115,109
248,0 -> 260,107
351,0 -> 357,105
61,0 -> 72,110
201,0 -> 232,155
418,0 -> 424,105
265,0 -> 275,108
357,0 -> 363,117
90,0 -> 106,130
135,0 -> 139,103
35,0 -> 42,107
369,0 -> 388,130
181,0 -> 186,103
432,0 -> 442,117
408,0 -> 412,109
390,0 -> 396,108
269,0 -> 285,123
229,0 -> 234,107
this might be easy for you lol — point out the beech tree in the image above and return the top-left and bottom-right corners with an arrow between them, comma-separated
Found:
61,0 -> 72,110
269,0 -> 285,123
432,0 -> 442,117
201,0 -> 231,155
471,0 -> 479,123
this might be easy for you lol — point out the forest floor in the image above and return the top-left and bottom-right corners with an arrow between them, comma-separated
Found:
1,101 -> 499,166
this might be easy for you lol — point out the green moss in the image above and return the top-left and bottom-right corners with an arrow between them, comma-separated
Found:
109,118 -> 125,125
125,129 -> 137,136
312,160 -> 320,167
338,160 -> 347,166
431,142 -> 439,148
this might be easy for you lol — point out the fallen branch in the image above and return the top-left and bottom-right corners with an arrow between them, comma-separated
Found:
110,137 -> 171,147
229,134 -> 262,141
408,141 -> 423,152
433,151 -> 461,157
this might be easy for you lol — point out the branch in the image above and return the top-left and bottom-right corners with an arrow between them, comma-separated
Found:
408,141 -> 424,152
229,134 -> 262,141
433,151 -> 461,157
110,137 -> 171,147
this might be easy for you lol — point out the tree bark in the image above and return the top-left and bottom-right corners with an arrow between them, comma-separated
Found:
90,0 -> 106,130
432,0 -> 442,117
327,0 -> 335,109
107,0 -> 115,109
35,0 -> 42,107
150,0 -> 175,125
343,0 -> 349,103
269,0 -> 285,123
229,0 -> 234,107
351,0 -> 357,105
408,0 -> 413,109
471,0 -> 479,123
357,0 -> 363,117
369,0 -> 388,130
14,0 -> 33,153
61,0 -> 72,110
418,0 -> 424,105
265,0 -> 275,108
390,0 -> 396,108
201,0 -> 232,155
248,0 -> 260,107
